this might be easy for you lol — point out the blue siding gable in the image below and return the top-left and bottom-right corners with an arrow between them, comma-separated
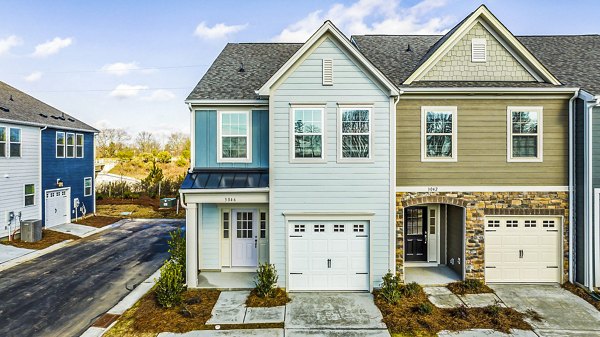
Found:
194,109 -> 268,168
41,128 -> 95,224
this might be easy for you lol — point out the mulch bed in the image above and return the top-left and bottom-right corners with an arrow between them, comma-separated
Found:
447,280 -> 495,295
246,288 -> 290,307
104,289 -> 283,337
98,196 -> 161,208
563,282 -> 600,311
74,215 -> 123,228
373,286 -> 533,336
0,230 -> 79,249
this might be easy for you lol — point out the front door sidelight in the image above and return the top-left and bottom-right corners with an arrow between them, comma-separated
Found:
405,206 -> 428,262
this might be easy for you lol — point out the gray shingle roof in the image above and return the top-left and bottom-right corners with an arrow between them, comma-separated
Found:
0,81 -> 97,132
352,34 -> 600,94
186,43 -> 302,101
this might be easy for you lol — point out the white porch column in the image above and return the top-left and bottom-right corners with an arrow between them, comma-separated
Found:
185,202 -> 199,288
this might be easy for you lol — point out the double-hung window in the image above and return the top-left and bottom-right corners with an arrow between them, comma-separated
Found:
66,133 -> 75,158
24,184 -> 35,206
84,177 -> 93,196
421,106 -> 457,161
508,107 -> 543,162
9,128 -> 21,157
76,134 -> 84,158
218,111 -> 251,162
0,127 -> 5,157
292,107 -> 324,160
56,132 -> 65,158
339,107 -> 371,160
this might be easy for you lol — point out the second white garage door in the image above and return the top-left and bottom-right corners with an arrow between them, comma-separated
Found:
288,220 -> 369,291
45,188 -> 70,228
485,216 -> 561,283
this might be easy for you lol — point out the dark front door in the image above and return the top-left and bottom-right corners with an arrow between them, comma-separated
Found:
405,206 -> 428,262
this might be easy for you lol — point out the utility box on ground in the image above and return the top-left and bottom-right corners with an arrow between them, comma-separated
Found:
20,219 -> 43,242
160,198 -> 177,208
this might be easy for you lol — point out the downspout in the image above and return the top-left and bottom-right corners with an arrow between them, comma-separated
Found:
40,126 -> 47,226
187,103 -> 194,173
588,97 -> 600,290
569,90 -> 577,284
390,91 -> 402,275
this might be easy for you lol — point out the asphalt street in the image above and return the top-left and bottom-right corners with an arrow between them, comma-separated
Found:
0,218 -> 184,337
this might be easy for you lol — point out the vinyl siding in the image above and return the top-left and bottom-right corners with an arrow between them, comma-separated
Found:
0,123 -> 41,237
591,106 -> 600,189
200,203 -> 220,269
41,128 -> 95,224
270,35 -> 393,288
397,98 -> 569,186
194,109 -> 269,168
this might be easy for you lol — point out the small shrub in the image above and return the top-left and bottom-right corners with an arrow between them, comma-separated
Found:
175,156 -> 188,167
414,302 -> 433,315
450,304 -> 469,319
157,151 -> 172,164
379,271 -> 402,304
399,282 -> 421,298
448,279 -> 493,295
155,260 -> 185,308
254,263 -> 278,298
168,228 -> 186,278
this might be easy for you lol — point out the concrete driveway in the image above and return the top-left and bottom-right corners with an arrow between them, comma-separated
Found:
491,284 -> 600,337
285,293 -> 390,337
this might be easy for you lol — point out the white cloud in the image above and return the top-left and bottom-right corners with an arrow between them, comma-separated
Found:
142,89 -> 176,102
0,35 -> 22,55
101,62 -> 140,76
194,22 -> 248,39
273,0 -> 452,42
109,84 -> 149,98
32,37 -> 73,57
24,71 -> 42,82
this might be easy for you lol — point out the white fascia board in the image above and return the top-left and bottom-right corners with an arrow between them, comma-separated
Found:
404,5 -> 561,85
0,118 -> 97,133
397,186 -> 569,192
186,99 -> 269,106
400,87 -> 579,94
257,21 -> 399,97
180,188 -> 269,194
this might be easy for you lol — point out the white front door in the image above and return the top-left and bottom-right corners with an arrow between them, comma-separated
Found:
485,216 -> 561,283
231,210 -> 258,267
45,188 -> 70,228
288,221 -> 370,291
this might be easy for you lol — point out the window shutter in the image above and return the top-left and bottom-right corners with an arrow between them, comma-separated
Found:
322,59 -> 333,85
471,38 -> 487,62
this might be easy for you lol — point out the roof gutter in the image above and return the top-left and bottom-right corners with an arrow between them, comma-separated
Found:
0,118 -> 98,133
400,87 -> 581,94
186,99 -> 269,106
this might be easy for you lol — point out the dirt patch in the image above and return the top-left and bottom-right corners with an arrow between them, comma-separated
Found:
0,230 -> 78,249
246,288 -> 290,307
563,282 -> 600,311
374,286 -> 532,336
447,280 -> 494,295
97,197 -> 184,219
73,215 -> 123,228
104,288 -> 283,337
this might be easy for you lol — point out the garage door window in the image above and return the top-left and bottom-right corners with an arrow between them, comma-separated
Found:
543,220 -> 555,228
525,220 -> 537,227
294,224 -> 305,232
487,220 -> 500,228
506,220 -> 518,227
314,224 -> 325,232
353,224 -> 365,232
24,184 -> 35,206
333,224 -> 345,232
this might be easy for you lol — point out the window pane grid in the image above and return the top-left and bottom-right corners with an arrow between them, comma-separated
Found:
9,128 -> 21,157
424,111 -> 453,158
236,212 -> 253,239
294,109 -> 323,159
221,112 -> 249,159
511,110 -> 539,158
341,109 -> 370,158
223,212 -> 230,239
24,184 -> 35,206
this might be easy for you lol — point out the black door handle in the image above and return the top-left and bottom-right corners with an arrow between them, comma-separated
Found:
327,259 -> 331,268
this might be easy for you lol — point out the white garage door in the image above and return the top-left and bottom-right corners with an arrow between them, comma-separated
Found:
45,188 -> 70,228
485,216 -> 561,283
288,221 -> 369,291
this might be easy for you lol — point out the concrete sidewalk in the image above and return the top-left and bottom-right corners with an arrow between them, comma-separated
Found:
51,223 -> 99,237
0,244 -> 35,264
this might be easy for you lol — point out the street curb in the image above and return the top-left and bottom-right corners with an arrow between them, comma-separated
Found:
0,220 -> 125,273
80,267 -> 161,337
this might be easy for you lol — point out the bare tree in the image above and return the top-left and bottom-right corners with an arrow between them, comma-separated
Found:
96,128 -> 130,157
164,132 -> 190,157
135,131 -> 161,154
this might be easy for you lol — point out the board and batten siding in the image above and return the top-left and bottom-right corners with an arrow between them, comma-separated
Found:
199,203 -> 220,269
397,98 -> 570,186
270,36 -> 393,288
591,106 -> 600,189
194,109 -> 268,169
0,123 -> 41,237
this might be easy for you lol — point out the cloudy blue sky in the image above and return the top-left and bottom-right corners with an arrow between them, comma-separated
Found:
0,0 -> 598,141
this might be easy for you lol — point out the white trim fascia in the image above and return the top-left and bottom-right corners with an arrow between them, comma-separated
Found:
403,5 -> 560,85
181,192 -> 268,204
257,21 -> 399,97
390,95 -> 399,274
401,94 -> 576,100
0,118 -> 97,133
336,106 -> 373,163
420,106 -> 458,162
396,186 -> 569,192
282,211 -> 375,220
180,188 -> 269,194
506,106 -> 543,163
216,110 -> 252,163
400,87 -> 579,94
186,99 -> 269,106
289,106 -> 326,163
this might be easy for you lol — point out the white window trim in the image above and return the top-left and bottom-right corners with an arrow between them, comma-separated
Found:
507,106 -> 543,163
289,105 -> 326,163
8,127 -> 21,158
0,126 -> 6,158
337,105 -> 373,163
420,106 -> 458,162
24,183 -> 35,207
84,177 -> 93,197
66,132 -> 75,158
76,133 -> 84,158
56,131 -> 65,158
217,110 -> 252,163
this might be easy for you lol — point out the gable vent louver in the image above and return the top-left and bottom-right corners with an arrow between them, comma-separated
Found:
0,106 -> 9,112
322,58 -> 333,86
471,38 -> 487,62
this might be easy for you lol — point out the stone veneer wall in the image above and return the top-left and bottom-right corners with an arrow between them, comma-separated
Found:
396,191 -> 569,283
420,22 -> 535,82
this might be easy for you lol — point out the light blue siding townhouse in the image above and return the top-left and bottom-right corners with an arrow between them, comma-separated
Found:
180,22 -> 399,291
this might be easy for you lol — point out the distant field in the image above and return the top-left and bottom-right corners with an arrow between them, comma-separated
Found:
106,158 -> 187,180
